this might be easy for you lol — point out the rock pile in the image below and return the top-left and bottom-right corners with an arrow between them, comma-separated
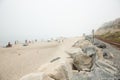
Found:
71,36 -> 118,80
19,36 -> 119,80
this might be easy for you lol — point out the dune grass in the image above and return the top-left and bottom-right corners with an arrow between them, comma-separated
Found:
100,31 -> 120,43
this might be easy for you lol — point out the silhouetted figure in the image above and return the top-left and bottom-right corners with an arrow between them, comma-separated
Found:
35,39 -> 37,42
6,42 -> 12,48
25,40 -> 28,44
15,40 -> 19,44
23,40 -> 28,46
29,41 -> 31,43
83,33 -> 85,37
15,41 -> 17,44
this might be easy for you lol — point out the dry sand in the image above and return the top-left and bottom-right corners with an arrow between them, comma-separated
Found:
0,37 -> 82,80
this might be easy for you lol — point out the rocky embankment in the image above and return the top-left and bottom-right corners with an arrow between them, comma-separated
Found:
95,18 -> 120,49
19,36 -> 120,80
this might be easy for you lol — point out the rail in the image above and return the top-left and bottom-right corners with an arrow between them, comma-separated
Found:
95,36 -> 120,50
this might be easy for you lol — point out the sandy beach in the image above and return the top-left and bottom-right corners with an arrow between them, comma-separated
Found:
0,37 -> 81,80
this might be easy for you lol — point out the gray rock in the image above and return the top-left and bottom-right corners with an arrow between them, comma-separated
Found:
95,60 -> 118,75
85,36 -> 93,42
94,42 -> 106,49
102,49 -> 113,59
82,45 -> 97,57
92,67 -> 116,80
72,67 -> 117,80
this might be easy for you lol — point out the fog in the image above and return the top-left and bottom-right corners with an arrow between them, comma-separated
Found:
0,0 -> 120,45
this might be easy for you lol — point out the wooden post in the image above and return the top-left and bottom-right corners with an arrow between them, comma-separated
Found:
83,33 -> 85,37
92,29 -> 94,43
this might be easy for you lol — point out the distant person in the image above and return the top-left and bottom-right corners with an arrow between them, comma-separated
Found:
15,41 -> 17,44
25,40 -> 28,44
35,39 -> 37,42
23,40 -> 28,46
29,41 -> 31,43
6,42 -> 12,48
83,33 -> 85,37
15,40 -> 19,44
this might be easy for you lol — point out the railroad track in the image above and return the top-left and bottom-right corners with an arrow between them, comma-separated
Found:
95,36 -> 120,50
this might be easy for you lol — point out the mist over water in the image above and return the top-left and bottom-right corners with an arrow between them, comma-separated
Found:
0,0 -> 120,46
0,33 -> 82,46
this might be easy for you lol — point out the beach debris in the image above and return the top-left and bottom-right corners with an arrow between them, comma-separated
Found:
6,42 -> 12,48
50,57 -> 61,63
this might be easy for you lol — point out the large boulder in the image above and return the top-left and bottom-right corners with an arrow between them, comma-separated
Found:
72,40 -> 92,48
20,73 -> 54,80
38,58 -> 73,80
65,47 -> 84,58
66,46 -> 95,72
73,54 -> 93,72
94,42 -> 106,49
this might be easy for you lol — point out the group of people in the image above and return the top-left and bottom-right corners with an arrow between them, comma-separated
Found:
6,42 -> 12,47
6,39 -> 38,48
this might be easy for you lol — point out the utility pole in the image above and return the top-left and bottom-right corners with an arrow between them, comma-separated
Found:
92,29 -> 94,44
83,33 -> 85,37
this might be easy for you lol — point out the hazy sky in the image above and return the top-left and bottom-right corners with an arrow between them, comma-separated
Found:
0,0 -> 120,45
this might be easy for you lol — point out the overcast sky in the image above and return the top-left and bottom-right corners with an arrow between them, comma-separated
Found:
0,0 -> 120,45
